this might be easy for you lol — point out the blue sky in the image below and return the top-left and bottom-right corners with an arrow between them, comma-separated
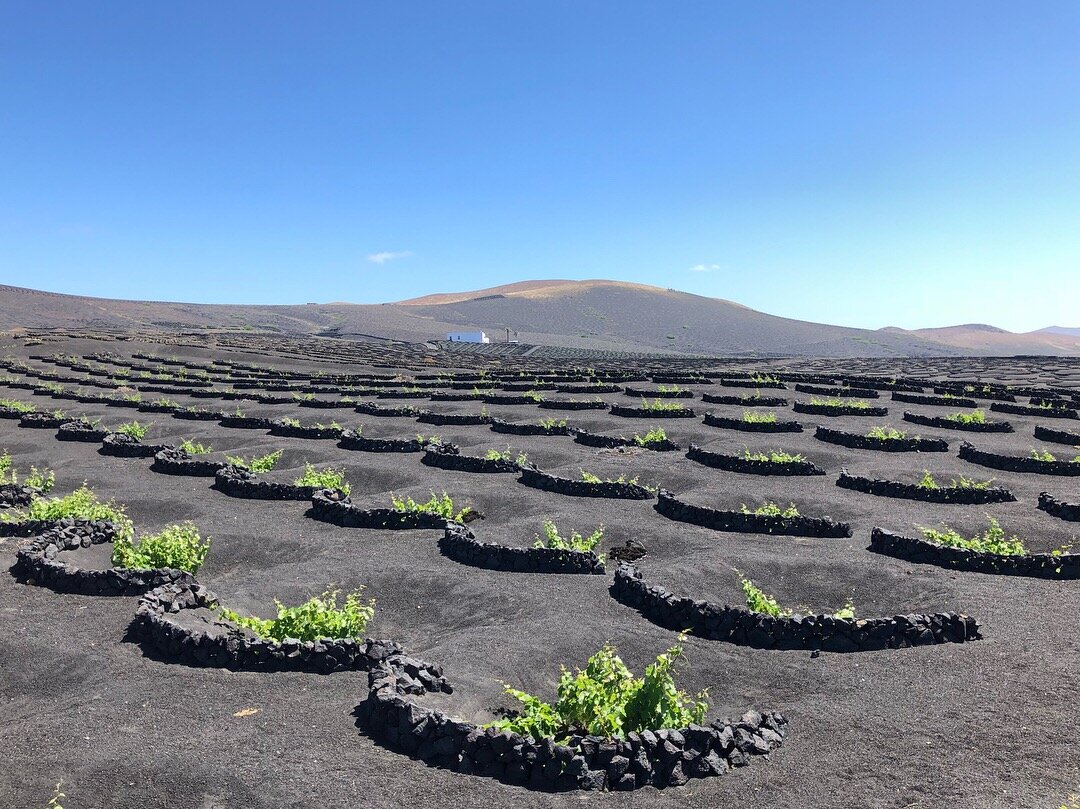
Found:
1,2 -> 1078,331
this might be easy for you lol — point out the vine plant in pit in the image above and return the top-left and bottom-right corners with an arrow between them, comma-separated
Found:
741,411 -> 777,424
226,450 -> 283,473
866,426 -> 905,440
633,427 -> 667,446
294,463 -> 351,495
742,449 -> 806,463
919,517 -> 1028,556
491,636 -> 708,741
945,409 -> 987,425
639,398 -> 688,412
115,421 -> 150,441
179,438 -> 212,455
916,471 -> 994,490
809,397 -> 871,409
740,502 -> 799,517
390,491 -> 475,522
534,521 -> 604,555
111,521 -> 210,573
219,587 -> 375,641
485,446 -> 529,465
579,469 -> 656,490
739,573 -> 855,619
0,452 -> 55,493
2,485 -> 133,540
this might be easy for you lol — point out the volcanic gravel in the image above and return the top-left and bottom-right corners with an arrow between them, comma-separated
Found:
1,337 -> 1077,809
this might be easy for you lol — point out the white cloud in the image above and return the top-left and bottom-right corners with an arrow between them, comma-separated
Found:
689,263 -> 721,273
367,250 -> 413,264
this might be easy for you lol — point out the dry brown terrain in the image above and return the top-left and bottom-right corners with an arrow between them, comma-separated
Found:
4,281 -> 1078,357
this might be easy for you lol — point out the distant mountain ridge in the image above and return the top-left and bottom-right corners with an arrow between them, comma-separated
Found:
1038,326 -> 1080,337
1,280 -> 1077,357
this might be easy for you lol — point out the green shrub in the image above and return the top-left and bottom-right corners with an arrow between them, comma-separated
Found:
810,397 -> 870,409
0,398 -> 35,413
46,781 -> 65,809
750,373 -> 779,384
657,384 -> 683,394
111,521 -> 209,573
920,517 -> 1027,556
633,427 -> 667,446
741,411 -> 777,423
115,421 -> 149,441
538,418 -> 567,429
391,490 -> 472,522
640,398 -> 687,412
740,502 -> 799,517
534,520 -> 604,553
952,475 -> 994,489
917,471 -> 993,490
280,417 -> 301,427
25,467 -> 55,493
523,390 -> 544,402
294,462 -> 350,495
740,574 -> 854,618
491,638 -> 708,740
916,470 -> 939,489
415,434 -> 441,445
742,449 -> 805,463
219,587 -> 375,641
945,409 -> 986,424
579,469 -> 652,489
866,426 -> 905,440
740,576 -> 791,617
179,438 -> 212,455
0,451 -> 12,484
152,396 -> 179,409
226,449 -> 283,473
832,599 -> 857,620
1029,448 -> 1056,461
3,485 -> 133,539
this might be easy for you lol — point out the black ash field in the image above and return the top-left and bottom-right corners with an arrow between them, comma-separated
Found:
1,333 -> 1078,809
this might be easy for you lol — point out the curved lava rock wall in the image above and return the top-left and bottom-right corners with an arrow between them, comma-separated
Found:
517,467 -> 656,500
958,442 -> 1080,476
901,411 -> 1012,432
438,523 -> 605,574
686,444 -> 824,476
654,490 -> 850,537
610,563 -> 981,651
813,426 -> 948,453
835,470 -> 1015,504
869,528 -> 1079,579
357,656 -> 786,791
13,520 -> 194,595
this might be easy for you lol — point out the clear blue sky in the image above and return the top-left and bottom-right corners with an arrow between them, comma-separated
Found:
2,2 -> 1078,331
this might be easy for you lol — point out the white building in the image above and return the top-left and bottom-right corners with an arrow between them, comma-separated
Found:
446,331 -> 489,343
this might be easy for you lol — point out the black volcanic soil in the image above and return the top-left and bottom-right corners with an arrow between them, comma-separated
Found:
1,335 -> 1078,809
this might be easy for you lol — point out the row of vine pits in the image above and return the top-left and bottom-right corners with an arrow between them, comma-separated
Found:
0,339 -> 1077,807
